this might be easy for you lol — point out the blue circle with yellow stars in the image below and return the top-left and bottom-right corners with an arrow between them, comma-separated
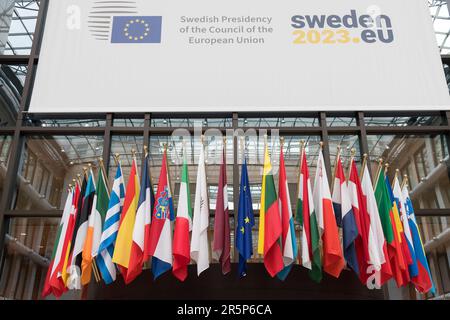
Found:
123,18 -> 150,41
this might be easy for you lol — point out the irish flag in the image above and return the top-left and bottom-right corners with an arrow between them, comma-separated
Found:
173,145 -> 193,281
112,156 -> 140,281
313,148 -> 345,278
296,145 -> 321,282
257,142 -> 283,277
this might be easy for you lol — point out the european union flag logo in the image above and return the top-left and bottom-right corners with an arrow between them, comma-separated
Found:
111,16 -> 162,43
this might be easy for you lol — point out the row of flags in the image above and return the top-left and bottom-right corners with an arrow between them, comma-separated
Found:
42,140 -> 435,298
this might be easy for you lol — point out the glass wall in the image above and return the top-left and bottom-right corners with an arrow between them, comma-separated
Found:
13,136 -> 104,211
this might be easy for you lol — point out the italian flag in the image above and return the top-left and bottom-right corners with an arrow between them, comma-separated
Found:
173,146 -> 193,281
257,143 -> 283,277
296,146 -> 321,282
313,148 -> 345,278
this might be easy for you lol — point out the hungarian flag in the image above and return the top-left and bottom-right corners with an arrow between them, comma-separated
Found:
277,142 -> 297,281
42,187 -> 74,297
257,143 -> 283,277
333,154 -> 359,276
360,161 -> 392,286
112,157 -> 140,282
97,163 -> 125,285
313,149 -> 345,278
173,146 -> 193,281
402,184 -> 435,294
393,176 -> 418,278
296,146 -> 321,282
127,153 -> 154,283
148,149 -> 174,279
190,142 -> 210,275
213,147 -> 231,275
236,158 -> 254,277
385,175 -> 411,285
374,169 -> 407,287
65,176 -> 87,290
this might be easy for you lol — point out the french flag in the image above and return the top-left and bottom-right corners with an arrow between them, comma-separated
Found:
332,153 -> 359,275
148,149 -> 174,279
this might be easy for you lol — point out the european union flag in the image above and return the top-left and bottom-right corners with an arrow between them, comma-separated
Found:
236,159 -> 255,277
111,16 -> 162,43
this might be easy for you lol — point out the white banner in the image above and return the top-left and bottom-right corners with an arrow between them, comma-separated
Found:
29,0 -> 450,112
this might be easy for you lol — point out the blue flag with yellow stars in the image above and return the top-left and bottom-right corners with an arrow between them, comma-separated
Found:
111,16 -> 162,43
236,159 -> 255,277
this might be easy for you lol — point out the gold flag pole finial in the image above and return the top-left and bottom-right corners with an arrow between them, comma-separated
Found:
319,141 -> 324,149
144,145 -> 148,157
373,158 -> 384,189
113,153 -> 120,166
360,153 -> 368,179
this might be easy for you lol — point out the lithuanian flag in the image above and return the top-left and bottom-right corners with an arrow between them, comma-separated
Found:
257,143 -> 283,277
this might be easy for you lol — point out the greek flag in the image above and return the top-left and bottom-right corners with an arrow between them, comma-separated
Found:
96,163 -> 125,284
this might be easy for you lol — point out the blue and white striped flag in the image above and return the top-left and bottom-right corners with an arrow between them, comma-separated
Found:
96,163 -> 125,284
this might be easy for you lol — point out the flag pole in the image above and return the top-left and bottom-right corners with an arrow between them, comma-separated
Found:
88,163 -> 102,283
297,140 -> 305,205
240,135 -> 245,163
401,174 -> 408,190
373,158 -> 383,189
99,157 -> 111,196
392,169 -> 400,188
360,153 -> 368,179
346,148 -> 355,185
331,145 -> 341,192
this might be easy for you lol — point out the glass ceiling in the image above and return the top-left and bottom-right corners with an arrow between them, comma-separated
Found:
1,1 -> 450,55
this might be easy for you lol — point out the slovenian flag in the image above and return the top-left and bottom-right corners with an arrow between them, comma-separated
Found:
392,175 -> 418,278
148,148 -> 174,279
402,184 -> 435,294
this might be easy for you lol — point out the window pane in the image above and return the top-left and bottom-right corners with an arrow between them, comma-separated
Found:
108,135 -> 144,187
14,135 -> 104,211
0,1 -> 39,55
364,115 -> 444,126
238,117 -> 319,127
415,216 -> 450,300
151,118 -> 232,127
24,117 -> 106,127
0,64 -> 26,126
113,118 -> 145,127
367,135 -> 450,209
0,217 -> 62,300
